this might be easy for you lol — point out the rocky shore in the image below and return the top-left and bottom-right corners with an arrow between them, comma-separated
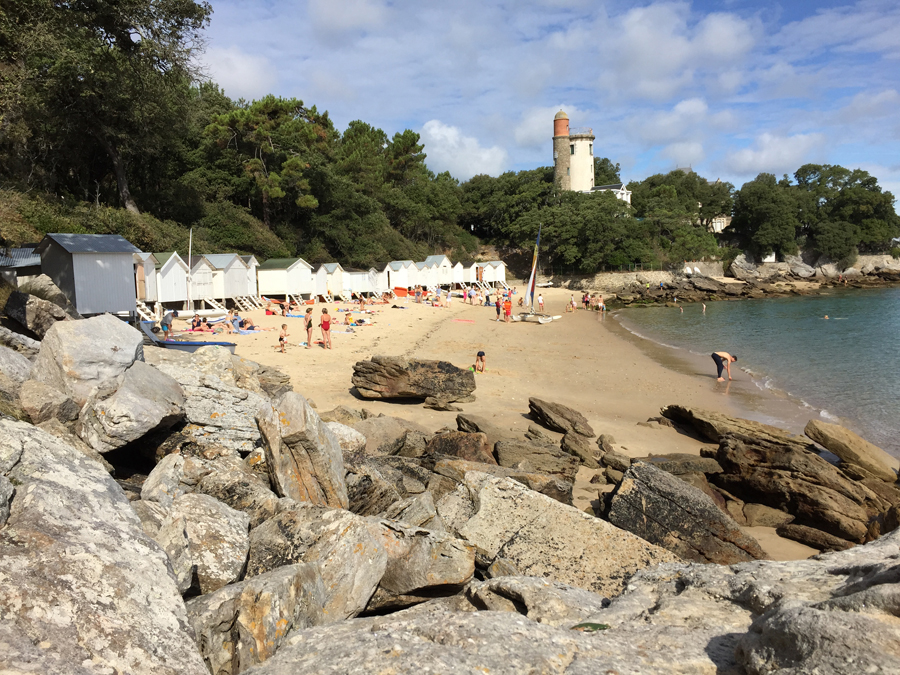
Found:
1,281 -> 899,673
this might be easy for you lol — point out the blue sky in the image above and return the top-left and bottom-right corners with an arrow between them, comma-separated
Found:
201,0 -> 900,195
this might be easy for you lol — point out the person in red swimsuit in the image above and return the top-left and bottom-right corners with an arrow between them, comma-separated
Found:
319,308 -> 332,349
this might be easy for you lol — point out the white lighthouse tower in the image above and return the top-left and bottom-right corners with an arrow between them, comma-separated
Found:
553,109 -> 595,192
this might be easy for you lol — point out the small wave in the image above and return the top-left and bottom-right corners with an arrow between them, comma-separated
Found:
819,409 -> 841,422
614,321 -> 682,350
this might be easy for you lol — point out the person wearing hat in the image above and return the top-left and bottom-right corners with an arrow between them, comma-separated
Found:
161,310 -> 179,340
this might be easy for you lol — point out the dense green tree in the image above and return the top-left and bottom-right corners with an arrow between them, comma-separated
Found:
594,157 -> 621,185
628,170 -> 733,230
729,173 -> 799,257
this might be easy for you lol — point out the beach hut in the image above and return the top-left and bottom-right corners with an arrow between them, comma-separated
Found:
342,267 -> 372,296
257,257 -> 314,299
187,255 -> 215,306
153,252 -> 190,306
134,252 -> 158,303
316,263 -> 345,298
204,254 -> 249,303
424,255 -> 453,286
369,264 -> 389,293
415,261 -> 435,289
465,262 -> 480,285
488,260 -> 508,285
34,233 -> 140,314
241,255 -> 259,296
0,246 -> 42,288
451,261 -> 465,286
386,261 -> 414,290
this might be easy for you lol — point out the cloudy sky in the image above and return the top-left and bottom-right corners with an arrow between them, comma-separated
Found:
202,0 -> 900,194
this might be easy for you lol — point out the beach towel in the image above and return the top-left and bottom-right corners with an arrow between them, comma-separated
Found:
237,329 -> 260,335
286,314 -> 305,318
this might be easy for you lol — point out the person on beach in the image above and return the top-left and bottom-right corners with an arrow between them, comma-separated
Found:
503,297 -> 512,323
319,308 -> 332,349
277,324 -> 288,353
304,308 -> 314,348
538,294 -> 544,312
475,350 -> 486,373
495,296 -> 502,321
160,310 -> 178,339
702,303 -> 706,314
711,351 -> 737,381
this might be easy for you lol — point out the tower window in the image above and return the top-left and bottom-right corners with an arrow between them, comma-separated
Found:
589,144 -> 593,155
567,168 -> 570,176
570,145 -> 575,155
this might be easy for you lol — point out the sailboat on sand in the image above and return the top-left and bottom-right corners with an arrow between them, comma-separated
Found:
513,224 -> 562,324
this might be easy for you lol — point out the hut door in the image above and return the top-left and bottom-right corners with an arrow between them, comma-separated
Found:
136,264 -> 146,300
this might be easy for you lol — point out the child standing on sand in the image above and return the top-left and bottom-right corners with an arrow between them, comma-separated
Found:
538,294 -> 543,311
277,324 -> 289,353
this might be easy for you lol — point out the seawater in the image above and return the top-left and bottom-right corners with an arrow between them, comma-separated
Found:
613,286 -> 900,459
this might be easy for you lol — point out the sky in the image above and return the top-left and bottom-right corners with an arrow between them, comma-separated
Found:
201,0 -> 900,196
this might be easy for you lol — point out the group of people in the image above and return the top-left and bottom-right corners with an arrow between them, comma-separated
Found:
278,307 -> 333,352
564,293 -> 606,313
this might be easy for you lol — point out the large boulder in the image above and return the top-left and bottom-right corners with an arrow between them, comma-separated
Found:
196,456 -> 286,528
494,439 -> 580,482
247,503 -> 388,622
324,421 -> 367,454
458,474 -> 678,596
31,314 -> 144,408
351,355 -> 476,402
0,343 -> 32,402
661,404 -> 818,451
426,431 -> 496,465
455,413 -> 517,446
729,254 -> 760,281
186,563 -> 325,675
17,273 -> 81,318
18,378 -> 79,424
608,462 -> 767,564
0,418 -> 208,675
713,433 -> 885,543
350,415 -> 430,456
4,291 -> 71,337
256,392 -> 348,510
528,397 -> 594,437
804,419 -> 898,482
78,360 -> 185,453
433,457 -> 573,505
785,254 -> 816,278
168,492 -> 251,594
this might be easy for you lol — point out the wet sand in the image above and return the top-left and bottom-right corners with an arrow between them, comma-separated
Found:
170,286 -> 817,560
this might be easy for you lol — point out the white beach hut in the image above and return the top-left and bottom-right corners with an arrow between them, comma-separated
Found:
187,255 -> 215,306
451,261 -> 465,286
316,262 -> 345,298
204,254 -> 249,303
257,257 -> 314,299
34,233 -> 140,314
415,261 -> 435,289
424,255 -> 453,286
153,252 -> 190,306
134,252 -> 158,303
369,265 -> 389,293
488,260 -> 508,285
241,255 -> 259,296
386,261 -> 414,290
342,268 -> 372,296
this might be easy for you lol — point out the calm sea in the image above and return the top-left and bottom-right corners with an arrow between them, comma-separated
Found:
612,286 -> 900,459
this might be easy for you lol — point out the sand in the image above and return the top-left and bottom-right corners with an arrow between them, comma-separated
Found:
170,286 -> 816,560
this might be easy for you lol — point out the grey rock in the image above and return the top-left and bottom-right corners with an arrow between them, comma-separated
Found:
465,576 -> 609,626
458,474 -> 677,597
455,413 -> 516,446
351,355 -> 476,402
609,462 -> 767,564
186,563 -> 325,675
601,449 -> 632,472
156,513 -> 197,594
318,404 -> 365,425
785,254 -> 816,278
634,453 -> 723,475
255,362 -> 294,400
426,431 -> 495,465
395,429 -> 430,458
32,313 -> 144,408
805,418 -> 898,481
730,253 -> 760,281
35,418 -> 113,471
324,421 -> 367,454
351,415 -> 430,456
0,343 -> 32,399
18,378 -> 79,424
0,474 -> 14,526
0,323 -> 40,358
146,344 -> 238,387
743,503 -> 794,528
131,499 -> 170,538
141,452 -> 187,507
561,432 -> 600,468
433,457 -> 573,505
775,523 -> 855,552
0,418 -> 207,675
170,492 -> 251,594
436,484 -> 477,536
256,392 -> 348,509
605,467 -> 624,483
344,456 -> 403,516
494,439 -> 580,482
78,360 -> 185,453
17,273 -> 80,318
196,456 -> 284,528
528,397 -> 595,437
5,290 -> 71,337
382,491 -> 440,528
247,503 -> 388,622
485,557 -> 519,578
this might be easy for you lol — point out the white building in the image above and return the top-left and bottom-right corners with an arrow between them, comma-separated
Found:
134,252 -> 158,303
257,257 -> 314,298
204,254 -> 249,303
552,110 -> 595,192
343,268 -> 372,296
423,255 -> 453,286
316,263 -> 345,298
386,260 -> 414,290
241,255 -> 260,296
187,255 -> 215,304
34,233 -> 140,314
153,252 -> 190,306
589,183 -> 632,205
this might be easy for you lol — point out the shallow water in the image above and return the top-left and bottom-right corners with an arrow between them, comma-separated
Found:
614,287 -> 900,458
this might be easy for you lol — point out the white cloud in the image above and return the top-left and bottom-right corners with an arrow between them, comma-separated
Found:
513,105 -> 588,149
420,120 -> 509,180
662,141 -> 705,166
308,0 -> 386,35
725,133 -> 826,176
836,89 -> 900,123
202,46 -> 278,101
635,98 -> 708,144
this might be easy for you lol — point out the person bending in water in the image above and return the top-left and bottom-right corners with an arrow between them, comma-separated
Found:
711,351 -> 737,382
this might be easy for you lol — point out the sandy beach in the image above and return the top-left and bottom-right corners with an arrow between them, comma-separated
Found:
170,286 -> 817,560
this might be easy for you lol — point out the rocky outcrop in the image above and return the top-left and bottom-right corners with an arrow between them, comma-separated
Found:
351,355 -> 476,402
350,415 -> 430,456
560,431 -> 600,468
494,439 -> 580,481
31,313 -> 145,408
804,419 -> 898,481
0,344 -> 32,404
247,503 -> 388,622
713,433 -> 884,543
4,290 -> 71,337
324,421 -> 367,454
168,492 -> 251,594
455,413 -> 516,446
662,404 -> 818,451
609,462 -> 766,564
186,563 -> 325,675
425,431 -> 496,465
458,474 -> 678,596
528,397 -> 595,437
0,418 -> 207,675
18,378 -> 79,424
78,360 -> 185,453
256,392 -> 348,509
196,456 -> 286,528
785,254 -> 816,278
0,323 -> 40,358
433,458 -> 574,505
17,273 -> 81,318
730,253 -> 760,281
